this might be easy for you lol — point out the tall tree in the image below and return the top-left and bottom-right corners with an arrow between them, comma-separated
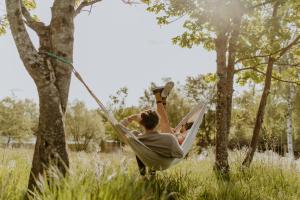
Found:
241,1 -> 300,166
5,0 -> 103,191
145,0 -> 268,175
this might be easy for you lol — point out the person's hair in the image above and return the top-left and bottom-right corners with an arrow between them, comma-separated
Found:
184,122 -> 194,130
139,110 -> 160,130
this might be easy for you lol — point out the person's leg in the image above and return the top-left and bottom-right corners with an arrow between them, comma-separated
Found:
149,169 -> 156,179
157,102 -> 172,133
136,156 -> 146,176
152,82 -> 174,133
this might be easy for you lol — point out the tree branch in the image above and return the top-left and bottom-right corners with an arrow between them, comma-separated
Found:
121,0 -> 142,5
21,2 -> 45,34
249,0 -> 278,10
235,54 -> 272,64
277,35 -> 300,58
236,66 -> 300,85
276,62 -> 300,67
235,36 -> 300,64
5,0 -> 42,80
74,0 -> 103,17
168,14 -> 187,24
234,62 -> 267,73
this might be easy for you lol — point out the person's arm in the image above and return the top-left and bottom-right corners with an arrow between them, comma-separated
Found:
120,114 -> 141,127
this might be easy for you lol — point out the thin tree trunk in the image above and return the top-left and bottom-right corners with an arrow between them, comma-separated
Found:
242,1 -> 280,167
214,31 -> 230,175
242,57 -> 274,166
286,84 -> 294,158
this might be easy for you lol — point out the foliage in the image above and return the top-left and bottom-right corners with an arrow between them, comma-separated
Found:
0,16 -> 8,36
0,148 -> 299,200
230,90 -> 259,149
228,83 -> 300,156
145,0 -> 300,85
184,74 -> 217,148
0,97 -> 37,145
65,101 -> 105,151
0,0 -> 37,36
105,87 -> 142,140
235,0 -> 300,85
146,0 -> 245,51
166,86 -> 192,128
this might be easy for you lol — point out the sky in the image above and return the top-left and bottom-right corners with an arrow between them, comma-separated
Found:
0,0 -> 215,107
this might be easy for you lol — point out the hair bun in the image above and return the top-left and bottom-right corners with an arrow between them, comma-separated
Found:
139,110 -> 160,130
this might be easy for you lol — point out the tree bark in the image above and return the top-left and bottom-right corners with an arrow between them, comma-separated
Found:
242,57 -> 274,166
28,83 -> 70,191
6,0 -> 75,192
214,31 -> 230,175
226,15 -> 242,140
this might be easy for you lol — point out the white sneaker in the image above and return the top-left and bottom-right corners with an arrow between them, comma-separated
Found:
161,81 -> 174,98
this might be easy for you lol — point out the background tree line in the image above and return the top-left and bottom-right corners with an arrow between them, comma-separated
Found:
2,74 -> 299,158
0,97 -> 106,151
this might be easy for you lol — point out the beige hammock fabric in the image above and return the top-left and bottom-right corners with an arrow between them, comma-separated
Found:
72,70 -> 207,171
45,52 -> 208,170
108,103 -> 206,170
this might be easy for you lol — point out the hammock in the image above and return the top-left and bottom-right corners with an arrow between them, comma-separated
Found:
116,103 -> 207,170
46,52 -> 207,170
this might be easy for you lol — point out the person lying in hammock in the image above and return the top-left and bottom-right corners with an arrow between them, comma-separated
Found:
177,122 -> 194,145
120,81 -> 187,176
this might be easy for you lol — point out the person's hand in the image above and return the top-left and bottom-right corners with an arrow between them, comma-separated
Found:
127,114 -> 141,123
171,128 -> 176,134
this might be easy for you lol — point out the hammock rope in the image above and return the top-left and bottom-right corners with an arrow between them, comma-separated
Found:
46,52 -> 208,170
46,52 -> 118,125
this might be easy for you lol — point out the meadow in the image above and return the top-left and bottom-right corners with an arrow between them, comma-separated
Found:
0,148 -> 299,200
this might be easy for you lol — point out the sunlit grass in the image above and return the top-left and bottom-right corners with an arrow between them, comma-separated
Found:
0,148 -> 299,200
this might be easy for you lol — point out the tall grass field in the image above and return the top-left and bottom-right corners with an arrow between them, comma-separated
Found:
0,148 -> 299,200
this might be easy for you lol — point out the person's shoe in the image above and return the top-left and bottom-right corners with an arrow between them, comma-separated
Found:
139,167 -> 146,176
151,81 -> 174,97
161,81 -> 174,98
152,86 -> 164,95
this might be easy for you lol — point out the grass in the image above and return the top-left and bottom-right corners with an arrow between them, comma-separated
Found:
0,148 -> 299,200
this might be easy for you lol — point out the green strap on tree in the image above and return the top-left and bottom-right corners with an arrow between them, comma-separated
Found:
46,52 -> 73,65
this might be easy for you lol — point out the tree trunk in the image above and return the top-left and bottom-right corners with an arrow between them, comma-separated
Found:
242,57 -> 274,166
286,84 -> 294,159
242,2 -> 280,167
226,15 -> 242,140
214,31 -> 230,175
28,83 -> 70,191
6,0 -> 75,192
